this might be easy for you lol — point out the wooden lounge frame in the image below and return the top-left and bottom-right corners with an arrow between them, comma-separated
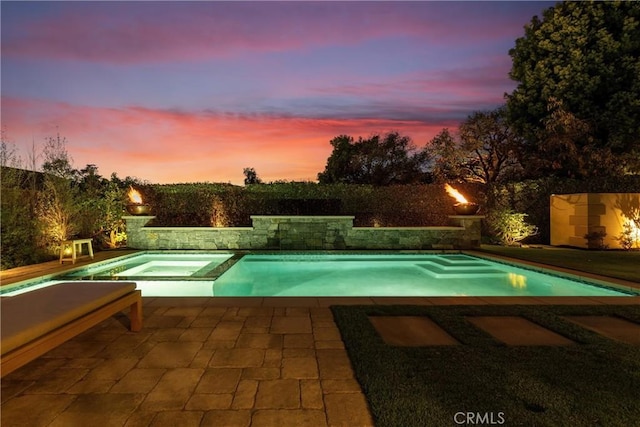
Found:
1,283 -> 142,378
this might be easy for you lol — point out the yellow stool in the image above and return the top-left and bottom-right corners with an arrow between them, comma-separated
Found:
59,239 -> 94,264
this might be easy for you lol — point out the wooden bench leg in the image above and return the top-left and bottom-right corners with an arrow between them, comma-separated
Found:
130,297 -> 143,332
60,240 -> 72,264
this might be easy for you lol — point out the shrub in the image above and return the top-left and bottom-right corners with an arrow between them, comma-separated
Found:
95,181 -> 128,248
584,230 -> 608,250
615,222 -> 639,250
487,208 -> 538,246
36,175 -> 80,254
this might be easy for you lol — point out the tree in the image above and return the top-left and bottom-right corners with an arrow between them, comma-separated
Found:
42,133 -> 77,180
37,174 -> 79,245
507,1 -> 640,177
74,164 -> 128,246
95,180 -> 127,248
78,164 -> 106,195
530,97 -> 612,178
424,129 -> 466,183
458,108 -> 523,184
317,132 -> 430,185
243,167 -> 263,185
427,108 -> 522,184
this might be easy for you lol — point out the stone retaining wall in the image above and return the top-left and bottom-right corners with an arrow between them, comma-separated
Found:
123,215 -> 483,250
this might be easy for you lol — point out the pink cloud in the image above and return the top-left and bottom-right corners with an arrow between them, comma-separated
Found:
3,2 -> 544,64
2,97 -> 451,184
313,57 -> 515,107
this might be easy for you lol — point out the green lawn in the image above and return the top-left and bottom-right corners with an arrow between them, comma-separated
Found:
477,245 -> 640,283
332,304 -> 640,427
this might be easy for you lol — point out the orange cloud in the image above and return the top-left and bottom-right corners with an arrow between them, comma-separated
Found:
2,97 -> 451,184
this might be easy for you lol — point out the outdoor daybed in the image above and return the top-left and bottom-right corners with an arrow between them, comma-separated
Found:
1,281 -> 142,377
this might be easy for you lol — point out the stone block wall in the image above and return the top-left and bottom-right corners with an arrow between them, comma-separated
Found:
346,227 -> 465,250
123,215 -> 483,250
253,216 -> 352,250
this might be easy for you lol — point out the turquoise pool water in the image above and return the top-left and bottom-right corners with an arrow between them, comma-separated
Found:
1,253 -> 233,297
2,252 -> 634,297
212,254 -> 632,297
64,252 -> 233,279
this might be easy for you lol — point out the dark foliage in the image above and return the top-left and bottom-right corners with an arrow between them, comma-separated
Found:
243,167 -> 262,185
318,133 -> 431,185
144,182 -> 485,227
507,1 -> 640,177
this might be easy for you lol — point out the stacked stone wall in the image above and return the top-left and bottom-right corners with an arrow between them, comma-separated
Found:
123,215 -> 483,250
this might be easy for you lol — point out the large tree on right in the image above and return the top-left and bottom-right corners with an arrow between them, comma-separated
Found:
507,1 -> 640,178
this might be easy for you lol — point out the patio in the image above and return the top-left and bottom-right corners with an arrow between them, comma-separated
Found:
1,252 -> 638,426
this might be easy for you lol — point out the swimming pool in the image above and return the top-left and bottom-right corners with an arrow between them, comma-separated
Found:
1,252 -> 635,297
212,253 -> 633,297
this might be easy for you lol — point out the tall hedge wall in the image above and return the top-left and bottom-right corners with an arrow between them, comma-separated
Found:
140,177 -> 640,244
141,182 -> 485,228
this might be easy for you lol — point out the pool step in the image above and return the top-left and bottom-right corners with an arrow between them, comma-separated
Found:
416,263 -> 506,278
428,258 -> 491,268
438,254 -> 478,262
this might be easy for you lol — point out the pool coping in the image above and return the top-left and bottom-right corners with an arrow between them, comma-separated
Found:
139,295 -> 640,307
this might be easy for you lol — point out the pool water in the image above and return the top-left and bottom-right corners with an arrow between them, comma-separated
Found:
1,252 -> 633,298
64,253 -> 233,279
1,253 -> 234,297
212,254 -> 631,297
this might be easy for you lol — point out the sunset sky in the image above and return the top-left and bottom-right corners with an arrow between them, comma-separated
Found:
1,1 -> 553,185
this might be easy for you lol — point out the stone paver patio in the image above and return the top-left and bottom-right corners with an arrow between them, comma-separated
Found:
1,299 -> 375,427
3,295 -> 639,426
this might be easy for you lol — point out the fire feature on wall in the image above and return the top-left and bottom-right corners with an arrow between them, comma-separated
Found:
126,187 -> 151,215
445,184 -> 480,215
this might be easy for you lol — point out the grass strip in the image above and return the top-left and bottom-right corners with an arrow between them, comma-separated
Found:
477,245 -> 640,283
331,304 -> 640,427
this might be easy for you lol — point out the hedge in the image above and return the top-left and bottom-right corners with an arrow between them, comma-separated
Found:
140,177 -> 640,244
141,182 -> 486,227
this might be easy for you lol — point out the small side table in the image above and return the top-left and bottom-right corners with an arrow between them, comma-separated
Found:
59,238 -> 94,264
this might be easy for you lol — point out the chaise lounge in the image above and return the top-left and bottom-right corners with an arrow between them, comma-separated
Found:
1,281 -> 142,377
